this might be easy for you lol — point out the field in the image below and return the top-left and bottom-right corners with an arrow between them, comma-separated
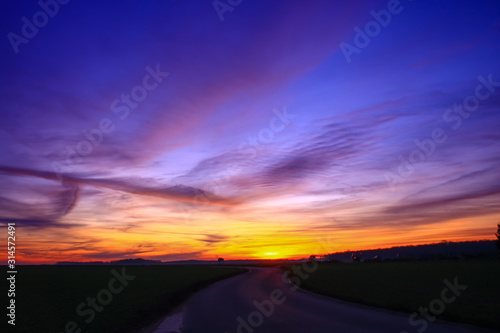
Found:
7,265 -> 246,333
289,259 -> 500,329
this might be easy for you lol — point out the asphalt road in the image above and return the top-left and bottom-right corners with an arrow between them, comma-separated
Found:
180,267 -> 491,333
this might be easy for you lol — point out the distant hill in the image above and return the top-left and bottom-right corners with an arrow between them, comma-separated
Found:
323,240 -> 498,262
56,261 -> 106,265
57,258 -> 161,265
56,258 -> 299,265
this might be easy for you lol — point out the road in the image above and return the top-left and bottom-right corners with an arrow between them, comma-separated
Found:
180,267 -> 491,333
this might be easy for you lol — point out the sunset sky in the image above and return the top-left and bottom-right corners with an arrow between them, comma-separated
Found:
1,0 -> 499,264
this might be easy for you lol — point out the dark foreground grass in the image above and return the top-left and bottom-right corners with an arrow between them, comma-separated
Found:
291,259 -> 499,329
7,265 -> 246,333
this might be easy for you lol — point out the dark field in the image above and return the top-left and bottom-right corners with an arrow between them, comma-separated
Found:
289,259 -> 500,329
6,265 -> 246,333
5,260 -> 499,332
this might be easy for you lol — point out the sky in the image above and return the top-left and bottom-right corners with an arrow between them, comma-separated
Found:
1,0 -> 499,264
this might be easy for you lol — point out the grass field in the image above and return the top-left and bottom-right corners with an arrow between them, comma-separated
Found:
288,259 -> 500,329
8,265 -> 246,333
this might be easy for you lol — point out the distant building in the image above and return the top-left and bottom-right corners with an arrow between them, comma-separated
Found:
351,252 -> 363,263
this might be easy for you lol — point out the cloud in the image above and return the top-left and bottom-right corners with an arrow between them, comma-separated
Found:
0,165 -> 240,207
152,251 -> 205,262
0,165 -> 242,230
0,217 -> 84,228
386,182 -> 500,216
0,175 -> 80,228
197,234 -> 229,244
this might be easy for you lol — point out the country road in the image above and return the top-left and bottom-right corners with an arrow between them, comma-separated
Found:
177,267 -> 491,333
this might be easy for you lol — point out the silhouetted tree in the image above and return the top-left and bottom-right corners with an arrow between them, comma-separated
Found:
218,257 -> 224,263
351,252 -> 363,263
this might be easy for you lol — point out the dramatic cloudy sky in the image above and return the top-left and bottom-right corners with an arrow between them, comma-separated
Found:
1,0 -> 499,263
